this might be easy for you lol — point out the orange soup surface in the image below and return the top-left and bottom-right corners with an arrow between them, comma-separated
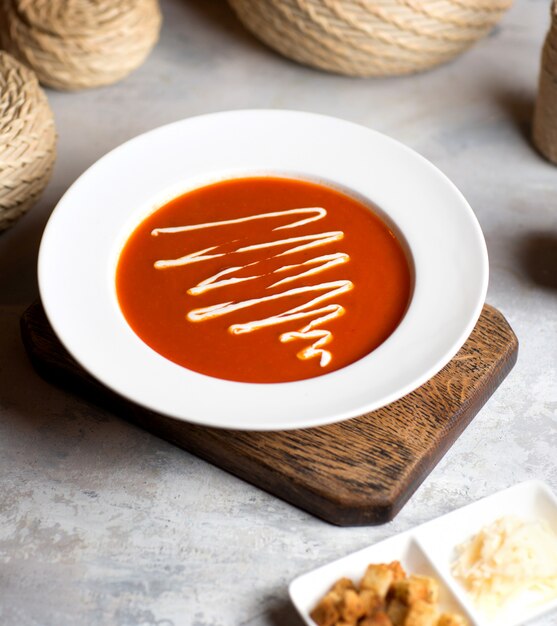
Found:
116,177 -> 411,383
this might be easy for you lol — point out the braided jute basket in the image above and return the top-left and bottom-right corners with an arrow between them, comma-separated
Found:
0,0 -> 162,90
228,0 -> 513,77
533,1 -> 557,164
0,52 -> 56,232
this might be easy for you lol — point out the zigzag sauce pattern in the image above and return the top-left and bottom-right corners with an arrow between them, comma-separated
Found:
151,207 -> 354,367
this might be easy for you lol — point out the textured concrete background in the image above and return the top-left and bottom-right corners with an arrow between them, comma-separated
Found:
1,1 -> 556,625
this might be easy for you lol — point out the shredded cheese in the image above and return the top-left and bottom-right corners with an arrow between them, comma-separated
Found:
451,516 -> 557,615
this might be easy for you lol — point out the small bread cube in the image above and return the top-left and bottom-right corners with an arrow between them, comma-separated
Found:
392,575 -> 439,606
338,588 -> 365,622
331,577 -> 356,596
403,600 -> 438,626
310,593 -> 340,626
359,589 -> 384,617
388,561 -> 407,583
360,611 -> 394,626
386,598 -> 408,626
437,614 -> 468,626
360,564 -> 395,598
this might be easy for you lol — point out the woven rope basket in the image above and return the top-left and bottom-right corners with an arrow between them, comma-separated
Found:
533,2 -> 557,164
228,0 -> 513,77
0,52 -> 56,232
0,0 -> 162,90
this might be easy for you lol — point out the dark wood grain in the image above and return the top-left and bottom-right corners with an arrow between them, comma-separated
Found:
20,302 -> 518,526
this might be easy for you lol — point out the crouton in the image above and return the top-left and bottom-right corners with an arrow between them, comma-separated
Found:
338,588 -> 365,623
361,563 -> 395,599
387,561 -> 406,583
359,589 -> 384,617
392,575 -> 439,605
310,593 -> 340,626
360,611 -> 393,626
403,599 -> 438,626
331,577 -> 356,596
386,598 -> 408,626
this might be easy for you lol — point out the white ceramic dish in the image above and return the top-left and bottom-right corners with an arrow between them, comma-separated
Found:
290,481 -> 557,626
38,110 -> 488,430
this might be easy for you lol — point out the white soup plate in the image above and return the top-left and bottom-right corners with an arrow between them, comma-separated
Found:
38,110 -> 488,431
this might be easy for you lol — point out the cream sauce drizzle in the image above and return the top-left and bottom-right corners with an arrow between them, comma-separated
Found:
151,207 -> 353,367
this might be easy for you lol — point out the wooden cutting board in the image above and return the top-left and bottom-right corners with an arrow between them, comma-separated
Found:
20,301 -> 518,526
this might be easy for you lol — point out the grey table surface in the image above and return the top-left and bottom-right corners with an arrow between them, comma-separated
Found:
1,1 -> 556,625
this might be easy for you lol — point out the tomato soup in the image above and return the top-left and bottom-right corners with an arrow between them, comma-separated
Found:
116,177 -> 411,383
